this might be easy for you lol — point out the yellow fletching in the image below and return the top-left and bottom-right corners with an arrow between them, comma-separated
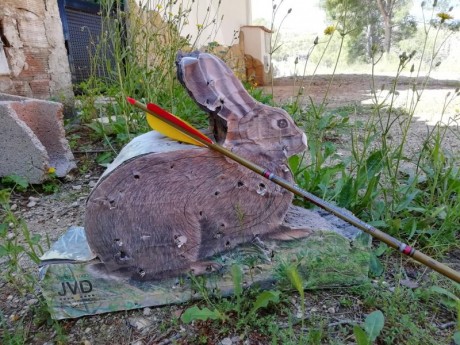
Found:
146,113 -> 206,147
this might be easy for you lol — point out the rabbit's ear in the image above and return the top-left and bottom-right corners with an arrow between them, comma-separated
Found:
176,52 -> 257,121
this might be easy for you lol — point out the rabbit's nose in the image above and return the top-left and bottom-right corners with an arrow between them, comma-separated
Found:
302,132 -> 308,147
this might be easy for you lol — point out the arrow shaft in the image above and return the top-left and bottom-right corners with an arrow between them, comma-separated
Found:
130,98 -> 460,284
214,145 -> 460,284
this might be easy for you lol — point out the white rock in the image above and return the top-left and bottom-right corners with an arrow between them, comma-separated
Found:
220,337 -> 233,345
27,298 -> 38,305
27,201 -> 37,208
231,336 -> 241,343
143,307 -> 152,316
128,317 -> 150,331
400,279 -> 419,289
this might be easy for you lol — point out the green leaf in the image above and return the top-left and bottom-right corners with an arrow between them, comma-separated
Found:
26,251 -> 41,264
231,264 -> 243,297
181,305 -> 222,324
369,252 -> 384,277
353,325 -> 370,345
364,310 -> 384,342
0,245 -> 8,257
285,265 -> 304,299
365,150 -> 384,179
96,152 -> 113,165
0,189 -> 10,205
288,155 -> 300,174
30,234 -> 42,245
394,190 -> 419,213
429,286 -> 459,304
250,290 -> 280,314
0,223 -> 8,237
374,243 -> 388,257
454,331 -> 460,345
323,141 -> 337,159
1,174 -> 29,190
318,113 -> 334,130
337,177 -> 353,208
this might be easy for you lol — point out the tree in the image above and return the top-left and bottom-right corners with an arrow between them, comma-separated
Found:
376,0 -> 394,53
322,0 -> 416,59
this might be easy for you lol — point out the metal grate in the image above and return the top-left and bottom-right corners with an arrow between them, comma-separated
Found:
66,9 -> 104,83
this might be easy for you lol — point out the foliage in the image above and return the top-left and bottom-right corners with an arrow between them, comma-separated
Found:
181,305 -> 224,323
2,0 -> 459,343
321,0 -> 416,59
0,189 -> 65,344
181,266 -> 282,334
75,0 -> 220,147
288,1 -> 460,254
353,310 -> 385,345
0,171 -> 61,195
0,189 -> 43,286
1,175 -> 29,193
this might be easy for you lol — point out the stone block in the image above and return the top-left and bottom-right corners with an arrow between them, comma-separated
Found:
0,45 -> 10,75
245,54 -> 265,86
0,93 -> 76,184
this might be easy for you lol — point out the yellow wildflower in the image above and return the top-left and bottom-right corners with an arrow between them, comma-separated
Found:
48,167 -> 56,174
156,4 -> 162,10
324,26 -> 336,36
437,12 -> 453,23
196,24 -> 203,29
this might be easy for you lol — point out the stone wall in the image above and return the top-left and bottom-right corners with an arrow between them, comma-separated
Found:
0,0 -> 74,111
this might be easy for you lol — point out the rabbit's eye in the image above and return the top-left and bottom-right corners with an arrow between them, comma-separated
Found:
277,119 -> 288,128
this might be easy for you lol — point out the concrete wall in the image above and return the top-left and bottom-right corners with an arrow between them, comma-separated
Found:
240,26 -> 271,68
0,0 -> 74,110
139,0 -> 252,48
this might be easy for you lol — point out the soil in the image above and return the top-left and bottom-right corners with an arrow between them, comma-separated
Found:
265,74 -> 460,161
265,74 -> 459,113
1,74 -> 459,345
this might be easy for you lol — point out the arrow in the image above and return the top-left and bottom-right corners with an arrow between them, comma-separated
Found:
126,97 -> 460,284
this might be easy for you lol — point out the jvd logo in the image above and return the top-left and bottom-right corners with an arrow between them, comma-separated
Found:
57,280 -> 93,296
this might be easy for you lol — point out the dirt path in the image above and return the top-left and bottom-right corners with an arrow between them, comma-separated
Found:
265,74 -> 459,124
265,74 -> 460,158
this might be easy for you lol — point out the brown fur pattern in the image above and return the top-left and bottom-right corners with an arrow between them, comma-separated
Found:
85,52 -> 307,280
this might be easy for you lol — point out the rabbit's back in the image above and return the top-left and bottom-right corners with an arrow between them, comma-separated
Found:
85,148 -> 293,280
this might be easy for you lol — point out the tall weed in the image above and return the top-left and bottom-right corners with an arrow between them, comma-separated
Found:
77,0 -> 221,145
287,1 -> 460,254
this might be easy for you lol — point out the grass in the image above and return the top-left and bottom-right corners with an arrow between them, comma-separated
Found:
1,0 -> 460,344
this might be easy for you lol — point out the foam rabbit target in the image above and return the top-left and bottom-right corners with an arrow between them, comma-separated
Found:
85,52 -> 308,280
